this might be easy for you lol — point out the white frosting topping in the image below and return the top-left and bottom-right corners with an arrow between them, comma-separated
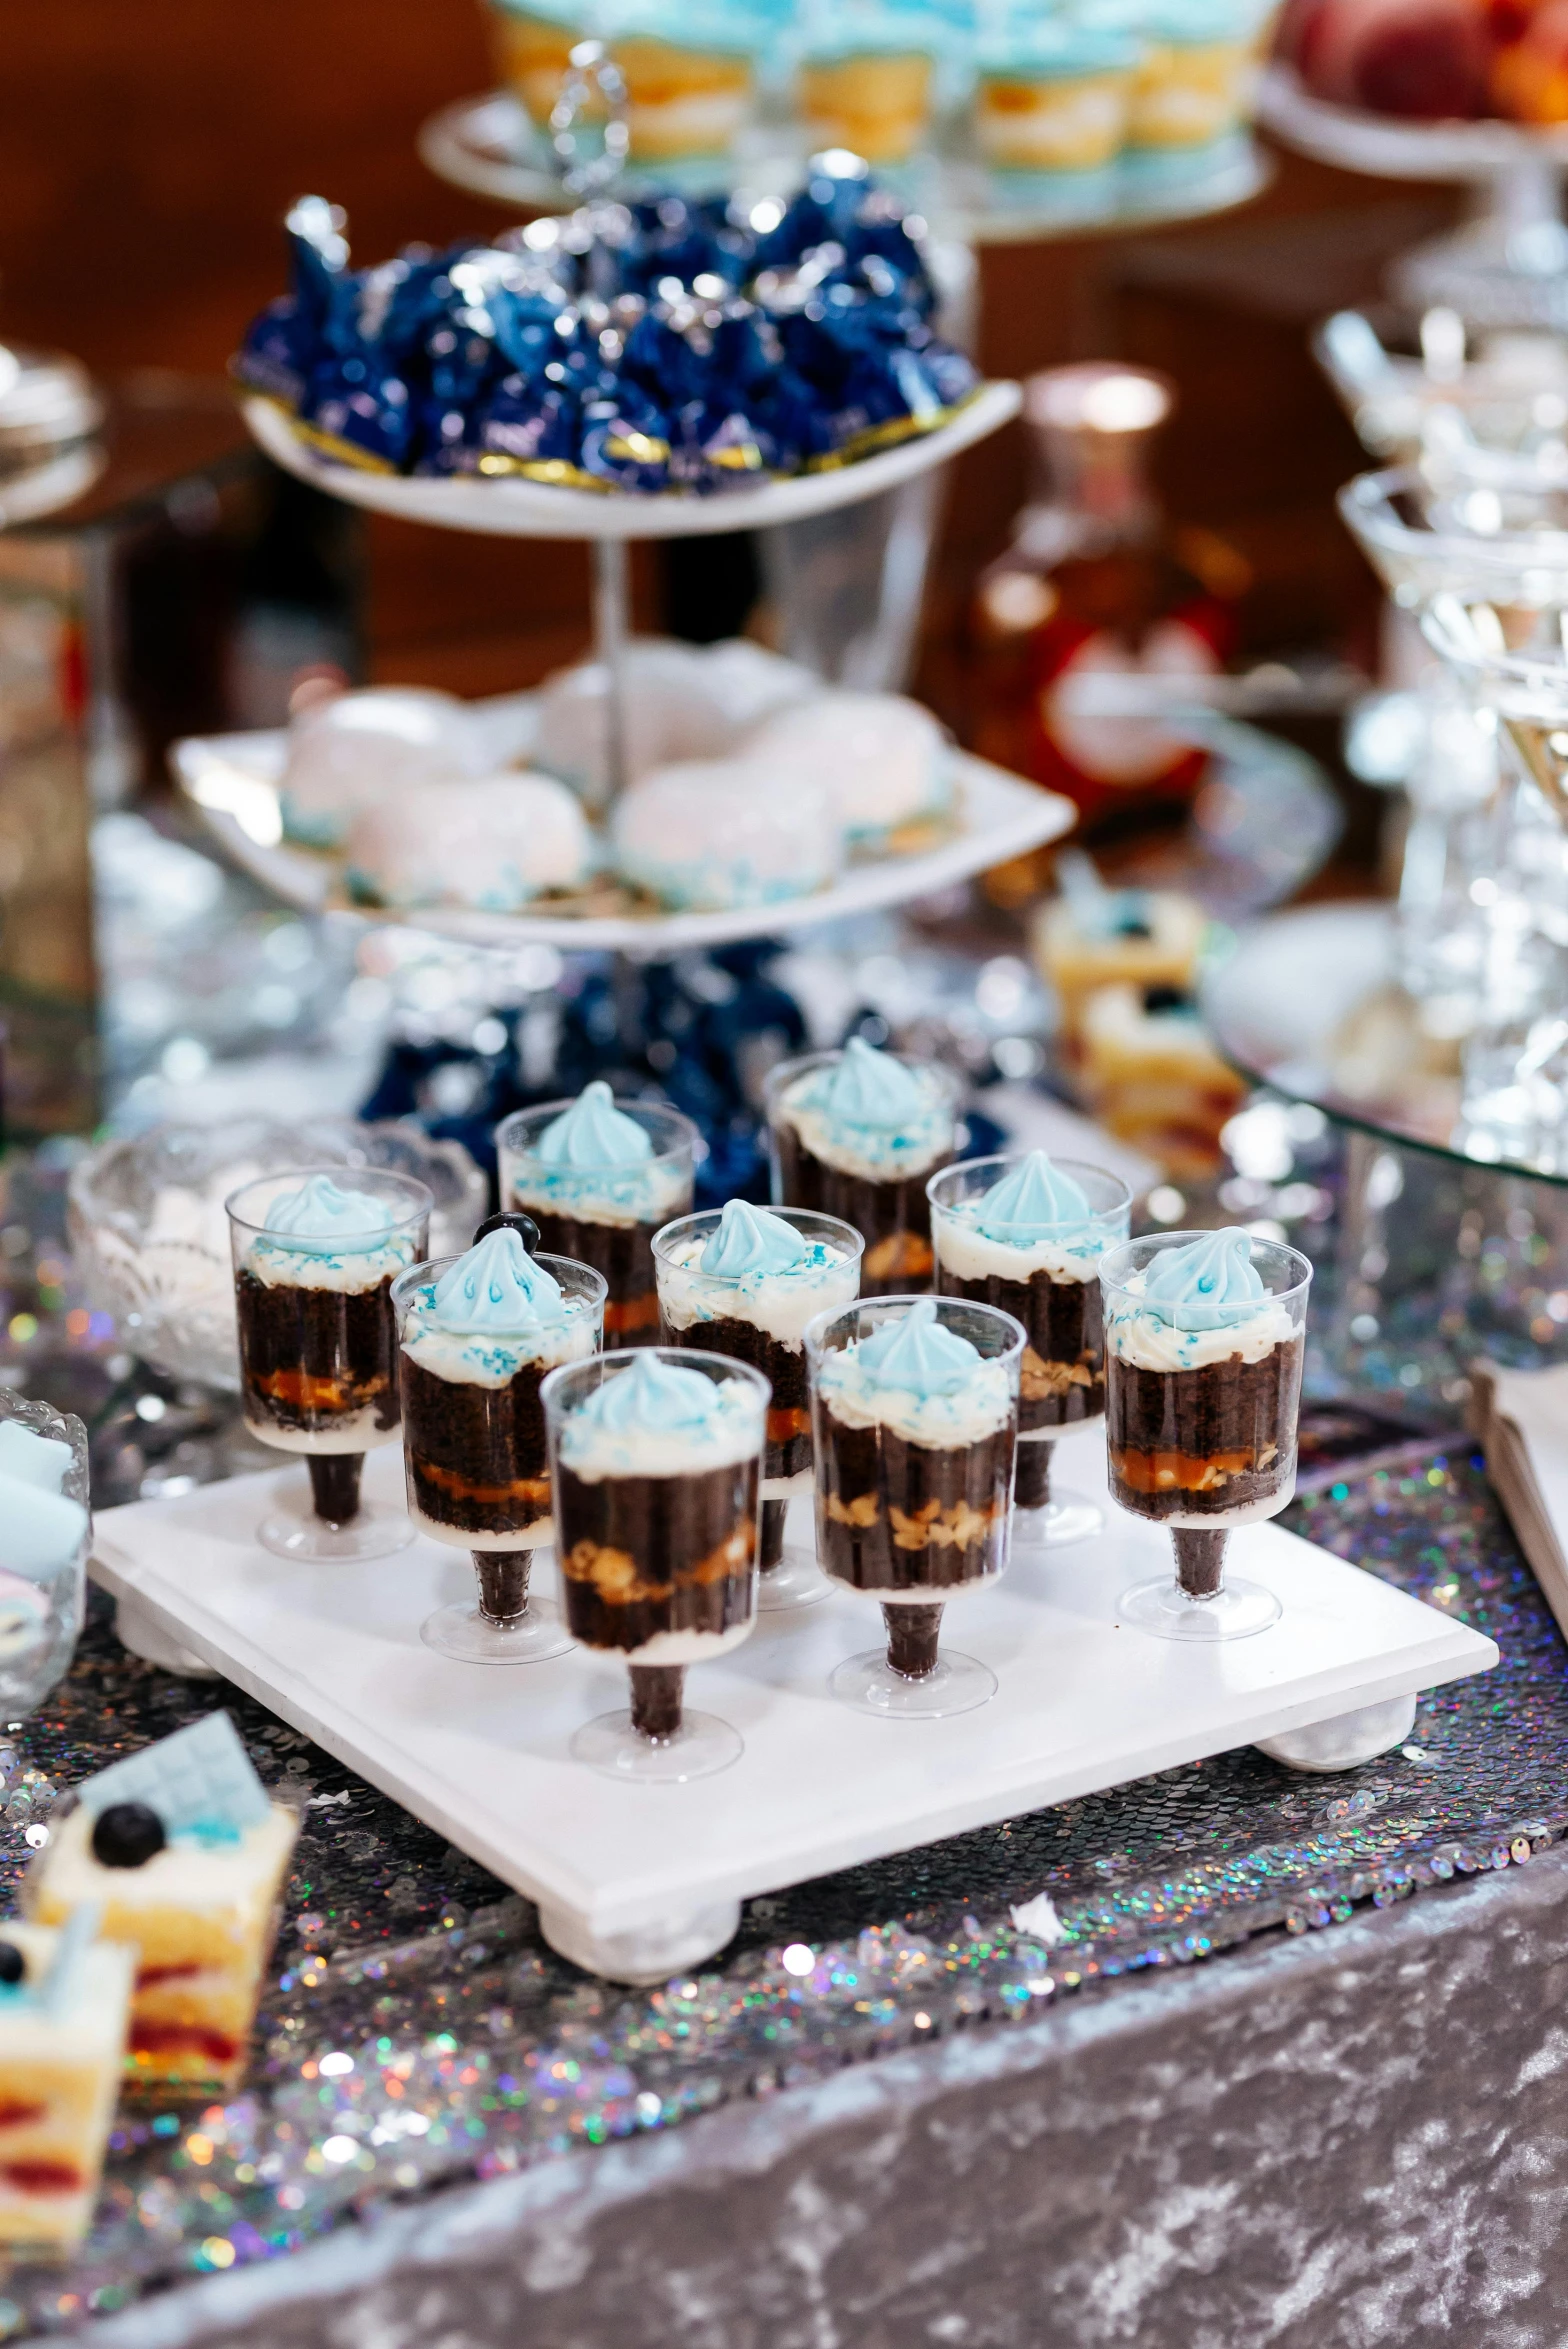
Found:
243,1175 -> 418,1292
776,1042 -> 955,1183
1105,1265 -> 1297,1373
816,1305 -> 1014,1450
657,1230 -> 860,1348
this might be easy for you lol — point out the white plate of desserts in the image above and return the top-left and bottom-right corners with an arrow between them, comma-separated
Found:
90,1424 -> 1496,1983
171,695 -> 1076,955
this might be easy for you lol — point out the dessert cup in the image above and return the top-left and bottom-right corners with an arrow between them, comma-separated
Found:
974,23 -> 1138,176
797,44 -> 937,166
930,1154 -> 1131,1551
654,1201 -> 863,1612
765,1040 -> 960,1298
228,1168 -> 430,1562
394,1229 -> 606,1665
543,1349 -> 766,1783
1099,1229 -> 1311,1642
497,1085 -> 697,1350
806,1294 -> 1023,1720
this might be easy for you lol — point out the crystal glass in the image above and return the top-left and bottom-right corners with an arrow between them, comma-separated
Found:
928,1157 -> 1131,1550
227,1167 -> 432,1563
496,1099 -> 697,1350
69,1118 -> 484,1391
1099,1233 -> 1311,1642
393,1251 -> 606,1665
653,1207 -> 863,1612
542,1348 -> 766,1783
0,1390 -> 91,1719
764,1050 -> 961,1297
805,1294 -> 1023,1720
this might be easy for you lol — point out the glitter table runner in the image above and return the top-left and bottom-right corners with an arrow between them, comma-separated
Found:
0,1438 -> 1557,2336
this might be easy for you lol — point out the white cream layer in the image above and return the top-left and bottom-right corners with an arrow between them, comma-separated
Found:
243,1407 -> 400,1455
558,1380 -> 764,1480
400,1303 -> 594,1389
512,1161 -> 689,1230
656,1234 -> 860,1348
245,1233 -> 416,1293
410,1505 -> 554,1553
35,1804 -> 298,1922
606,1617 -> 755,1666
1106,1267 -> 1297,1375
933,1211 -> 1105,1285
777,1076 -> 954,1184
817,1351 -> 1013,1449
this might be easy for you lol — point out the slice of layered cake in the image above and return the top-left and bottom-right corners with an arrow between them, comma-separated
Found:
0,1911 -> 133,2249
28,1714 -> 297,2091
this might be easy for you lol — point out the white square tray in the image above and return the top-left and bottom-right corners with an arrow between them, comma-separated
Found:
89,1427 -> 1498,1981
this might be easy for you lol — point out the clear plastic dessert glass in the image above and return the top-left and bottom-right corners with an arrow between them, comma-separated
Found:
930,1154 -> 1131,1550
227,1168 -> 431,1563
1099,1229 -> 1311,1643
653,1202 -> 863,1612
806,1294 -> 1023,1720
543,1349 -> 766,1784
393,1230 -> 606,1665
497,1084 -> 698,1351
765,1039 -> 961,1298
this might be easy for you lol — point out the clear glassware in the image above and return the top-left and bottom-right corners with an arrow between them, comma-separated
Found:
928,1156 -> 1131,1550
1098,1232 -> 1311,1642
652,1206 -> 863,1612
805,1294 -> 1023,1720
764,1049 -> 961,1298
392,1247 -> 606,1665
542,1348 -> 766,1784
496,1098 -> 697,1350
0,1390 -> 91,1719
227,1167 -> 432,1563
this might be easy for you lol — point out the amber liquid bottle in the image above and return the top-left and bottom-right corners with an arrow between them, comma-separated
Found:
970,365 -> 1244,893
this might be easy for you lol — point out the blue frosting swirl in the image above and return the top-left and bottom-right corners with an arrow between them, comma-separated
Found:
536,1082 -> 653,1171
976,1151 -> 1091,1242
1141,1228 -> 1266,1332
427,1229 -> 565,1336
700,1201 -> 807,1280
819,1038 -> 930,1132
260,1174 -> 393,1252
855,1296 -> 981,1398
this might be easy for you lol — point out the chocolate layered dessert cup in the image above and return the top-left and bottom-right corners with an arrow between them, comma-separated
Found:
930,1151 -> 1130,1550
806,1293 -> 1023,1719
227,1169 -> 431,1562
543,1349 -> 766,1783
393,1220 -> 606,1665
654,1200 -> 863,1611
498,1084 -> 697,1351
1100,1228 -> 1311,1643
765,1040 -> 959,1297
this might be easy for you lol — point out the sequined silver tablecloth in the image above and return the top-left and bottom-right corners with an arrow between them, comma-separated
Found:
0,1439 -> 1561,2342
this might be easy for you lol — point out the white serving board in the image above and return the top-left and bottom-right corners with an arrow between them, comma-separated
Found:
170,721 -> 1075,955
243,381 -> 1020,542
89,1426 -> 1497,1975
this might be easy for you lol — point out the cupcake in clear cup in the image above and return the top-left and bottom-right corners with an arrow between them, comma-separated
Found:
765,1040 -> 960,1298
654,1201 -> 863,1612
1099,1227 -> 1311,1642
497,1084 -> 697,1351
228,1169 -> 431,1562
806,1294 -> 1023,1720
930,1152 -> 1131,1549
974,19 -> 1139,179
543,1350 -> 767,1783
796,19 -> 940,165
393,1215 -> 606,1666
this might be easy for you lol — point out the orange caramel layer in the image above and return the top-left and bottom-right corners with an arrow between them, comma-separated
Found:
415,1460 -> 551,1512
604,1291 -> 660,1336
1110,1446 -> 1264,1496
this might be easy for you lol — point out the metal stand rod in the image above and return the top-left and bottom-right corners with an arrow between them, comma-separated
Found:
592,533 -> 632,811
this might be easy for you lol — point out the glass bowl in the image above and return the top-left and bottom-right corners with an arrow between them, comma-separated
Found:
0,1388 -> 90,1719
68,1118 -> 485,1391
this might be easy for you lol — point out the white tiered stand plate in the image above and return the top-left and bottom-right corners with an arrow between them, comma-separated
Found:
243,383 -> 1020,541
90,1424 -> 1497,1984
417,90 -> 1272,245
171,716 -> 1074,954
1258,64 -> 1568,181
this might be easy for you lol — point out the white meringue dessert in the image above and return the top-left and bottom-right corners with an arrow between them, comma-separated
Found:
280,688 -> 485,849
613,758 -> 840,912
345,773 -> 594,911
744,690 -> 951,848
532,637 -> 812,806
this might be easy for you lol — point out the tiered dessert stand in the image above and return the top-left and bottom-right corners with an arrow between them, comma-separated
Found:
1259,64 -> 1568,330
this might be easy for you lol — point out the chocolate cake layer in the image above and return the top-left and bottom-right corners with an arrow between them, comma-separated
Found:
518,1205 -> 662,1348
556,1459 -> 759,1653
1105,1336 -> 1305,1520
773,1124 -> 948,1298
659,1311 -> 811,1483
400,1355 -> 552,1540
815,1403 -> 1016,1595
236,1269 -> 399,1440
940,1267 -> 1103,1432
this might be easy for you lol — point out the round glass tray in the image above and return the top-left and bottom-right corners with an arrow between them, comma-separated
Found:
418,91 -> 1271,246
1200,899 -> 1568,1189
